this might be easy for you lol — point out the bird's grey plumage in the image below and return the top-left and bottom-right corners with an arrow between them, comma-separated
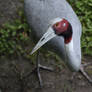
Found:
24,0 -> 82,71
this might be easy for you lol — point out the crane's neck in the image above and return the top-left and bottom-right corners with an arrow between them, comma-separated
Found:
65,38 -> 74,55
64,38 -> 81,71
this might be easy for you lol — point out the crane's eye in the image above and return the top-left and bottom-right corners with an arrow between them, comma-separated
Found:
55,22 -> 59,27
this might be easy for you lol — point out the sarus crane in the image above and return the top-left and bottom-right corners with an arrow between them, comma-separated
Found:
24,0 -> 92,87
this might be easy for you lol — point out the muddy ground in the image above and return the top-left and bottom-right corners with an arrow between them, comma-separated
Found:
0,0 -> 92,92
0,55 -> 92,92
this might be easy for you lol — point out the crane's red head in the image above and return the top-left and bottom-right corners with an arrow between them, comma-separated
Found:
31,18 -> 73,54
52,19 -> 73,44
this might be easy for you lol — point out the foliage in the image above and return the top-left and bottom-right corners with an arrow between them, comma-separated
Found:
0,10 -> 31,57
68,0 -> 92,55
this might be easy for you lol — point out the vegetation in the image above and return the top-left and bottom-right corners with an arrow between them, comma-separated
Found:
0,10 -> 31,57
0,0 -> 92,57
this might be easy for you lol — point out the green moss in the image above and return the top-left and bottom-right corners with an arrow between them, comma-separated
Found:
0,9 -> 31,57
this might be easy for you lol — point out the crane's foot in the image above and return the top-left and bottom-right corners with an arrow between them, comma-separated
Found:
24,64 -> 53,87
24,51 -> 54,87
36,51 -> 54,87
71,62 -> 92,84
79,64 -> 92,83
38,64 -> 54,71
37,64 -> 53,87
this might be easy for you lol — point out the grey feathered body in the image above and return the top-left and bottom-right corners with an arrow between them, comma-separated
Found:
24,0 -> 82,68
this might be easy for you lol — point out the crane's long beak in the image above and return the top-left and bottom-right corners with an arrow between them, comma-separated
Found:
31,27 -> 56,55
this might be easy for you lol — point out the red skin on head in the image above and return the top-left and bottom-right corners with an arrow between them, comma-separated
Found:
53,19 -> 69,35
53,19 -> 72,44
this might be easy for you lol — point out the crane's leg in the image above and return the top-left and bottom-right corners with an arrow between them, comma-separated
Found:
36,51 -> 53,87
24,51 -> 53,87
36,51 -> 43,87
